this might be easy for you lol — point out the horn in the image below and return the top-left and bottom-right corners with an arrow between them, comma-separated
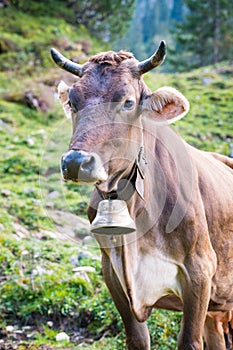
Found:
50,48 -> 84,77
90,199 -> 136,235
138,40 -> 166,75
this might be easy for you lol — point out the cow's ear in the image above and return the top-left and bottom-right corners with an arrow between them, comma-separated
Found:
57,81 -> 71,119
58,80 -> 70,104
142,86 -> 189,124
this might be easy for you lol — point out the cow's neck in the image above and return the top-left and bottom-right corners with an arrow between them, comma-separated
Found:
96,146 -> 147,202
141,123 -> 195,234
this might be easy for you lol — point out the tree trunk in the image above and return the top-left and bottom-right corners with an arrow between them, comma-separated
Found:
213,0 -> 220,64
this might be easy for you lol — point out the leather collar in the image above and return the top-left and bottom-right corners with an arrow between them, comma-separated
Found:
96,147 -> 147,201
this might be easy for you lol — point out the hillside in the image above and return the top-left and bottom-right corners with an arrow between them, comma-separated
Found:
0,3 -> 233,349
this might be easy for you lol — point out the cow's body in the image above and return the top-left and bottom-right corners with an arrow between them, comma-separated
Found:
89,129 -> 233,349
51,43 -> 233,349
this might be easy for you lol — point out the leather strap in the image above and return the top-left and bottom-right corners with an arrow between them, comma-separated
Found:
97,147 -> 147,201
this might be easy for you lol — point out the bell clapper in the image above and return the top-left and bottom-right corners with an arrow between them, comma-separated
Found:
110,236 -> 117,243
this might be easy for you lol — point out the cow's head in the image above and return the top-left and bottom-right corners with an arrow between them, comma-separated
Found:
51,42 -> 189,195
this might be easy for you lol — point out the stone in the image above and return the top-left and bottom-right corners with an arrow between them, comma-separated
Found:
202,77 -> 213,85
12,223 -> 30,238
47,191 -> 60,199
6,325 -> 14,332
1,189 -> 12,197
82,235 -> 98,249
73,266 -> 96,273
55,332 -> 70,342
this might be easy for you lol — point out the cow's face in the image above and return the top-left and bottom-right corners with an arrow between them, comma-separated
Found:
58,59 -> 147,192
52,43 -> 189,193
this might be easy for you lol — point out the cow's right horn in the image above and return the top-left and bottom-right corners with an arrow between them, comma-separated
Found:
50,48 -> 84,77
138,40 -> 166,74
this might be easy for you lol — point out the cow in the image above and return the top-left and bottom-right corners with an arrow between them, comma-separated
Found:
50,41 -> 233,350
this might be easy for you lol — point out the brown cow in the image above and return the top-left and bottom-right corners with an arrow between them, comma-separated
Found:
51,42 -> 233,350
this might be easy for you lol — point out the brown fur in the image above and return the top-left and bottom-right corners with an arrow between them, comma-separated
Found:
89,50 -> 135,65
57,49 -> 233,350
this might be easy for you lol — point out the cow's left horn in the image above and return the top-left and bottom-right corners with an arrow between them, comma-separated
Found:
50,48 -> 84,77
138,40 -> 166,74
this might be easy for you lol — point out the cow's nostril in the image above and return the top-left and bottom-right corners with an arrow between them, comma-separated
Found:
60,150 -> 96,181
60,150 -> 107,183
80,155 -> 95,172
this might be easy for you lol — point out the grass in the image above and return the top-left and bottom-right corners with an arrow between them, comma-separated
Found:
0,3 -> 233,349
1,65 -> 232,348
144,64 -> 233,154
0,230 -> 181,349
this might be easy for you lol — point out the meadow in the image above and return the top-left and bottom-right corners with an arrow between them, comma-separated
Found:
0,4 -> 232,349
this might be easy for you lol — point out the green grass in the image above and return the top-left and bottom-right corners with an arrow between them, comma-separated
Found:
0,3 -> 232,349
0,5 -> 102,73
144,64 -> 233,154
1,67 -> 232,348
0,231 -> 181,349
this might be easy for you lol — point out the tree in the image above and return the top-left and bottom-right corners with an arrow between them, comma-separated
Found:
7,0 -> 136,43
169,0 -> 233,71
170,0 -> 184,24
114,0 -> 171,61
68,0 -> 136,42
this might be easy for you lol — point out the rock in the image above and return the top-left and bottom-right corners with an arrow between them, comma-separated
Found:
24,188 -> 35,194
73,270 -> 91,283
55,332 -> 70,342
73,266 -> 96,273
32,265 -> 53,276
70,255 -> 79,266
6,325 -> 14,332
21,249 -> 30,256
12,223 -> 30,239
45,209 -> 90,241
82,235 -> 99,250
37,229 -> 65,240
47,190 -> 60,199
202,77 -> 213,85
73,266 -> 96,283
0,1 -> 8,9
25,91 -> 40,110
45,201 -> 54,208
24,87 -> 54,112
78,251 -> 93,260
74,228 -> 89,238
31,129 -> 46,137
27,136 -> 35,146
1,189 -> 12,197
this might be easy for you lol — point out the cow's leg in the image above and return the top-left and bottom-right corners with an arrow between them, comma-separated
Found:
226,326 -> 233,350
101,250 -> 150,350
203,314 -> 226,350
178,262 -> 213,350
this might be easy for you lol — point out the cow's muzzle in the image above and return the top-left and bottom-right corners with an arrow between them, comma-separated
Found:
61,150 -> 108,184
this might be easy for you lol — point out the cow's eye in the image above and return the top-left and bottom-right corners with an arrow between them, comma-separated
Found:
67,100 -> 76,113
123,100 -> 135,110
